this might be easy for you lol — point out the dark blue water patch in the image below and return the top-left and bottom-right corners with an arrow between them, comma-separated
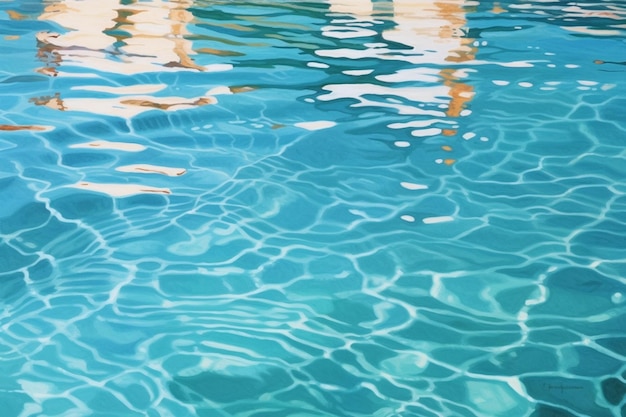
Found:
114,193 -> 169,211
523,376 -> 612,417
460,224 -> 548,253
531,403 -> 577,417
466,331 -> 523,347
495,286 -> 538,314
0,200 -> 51,235
0,176 -> 43,220
16,216 -> 96,259
469,346 -> 559,376
0,271 -> 27,304
74,387 -> 144,417
0,241 -> 38,273
0,391 -> 31,417
273,387 -> 334,416
571,231 -> 626,260
548,267 -> 622,293
337,385 -> 390,415
1,73 -> 50,84
405,404 -> 440,417
62,151 -> 115,167
596,337 -> 626,357
431,346 -> 491,369
539,213 -> 595,232
601,377 -> 626,405
304,357 -> 360,389
395,319 -> 464,345
599,98 -> 626,122
49,193 -> 114,221
259,258 -> 304,284
527,126 -> 595,157
39,398 -> 77,417
28,257 -> 53,282
527,267 -> 624,318
528,328 -> 581,345
159,271 -> 256,297
567,346 -> 623,377
586,121 -> 626,147
73,118 -> 131,136
170,366 -> 292,403
326,296 -> 378,326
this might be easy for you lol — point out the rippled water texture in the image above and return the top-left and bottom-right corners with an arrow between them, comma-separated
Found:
1,1 -> 626,416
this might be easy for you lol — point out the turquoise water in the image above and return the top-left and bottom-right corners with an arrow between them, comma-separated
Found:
1,1 -> 625,416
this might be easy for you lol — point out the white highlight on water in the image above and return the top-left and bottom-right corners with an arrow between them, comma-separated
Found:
294,121 -> 337,131
423,216 -> 454,224
400,182 -> 428,190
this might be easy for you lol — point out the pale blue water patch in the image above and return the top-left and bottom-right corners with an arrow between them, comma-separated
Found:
1,1 -> 625,416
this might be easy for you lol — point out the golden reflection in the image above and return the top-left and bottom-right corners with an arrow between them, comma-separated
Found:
492,2 -> 507,14
31,1 -> 242,118
7,10 -> 28,20
323,0 -> 478,145
29,93 -> 66,111
390,0 -> 478,141
328,0 -> 374,17
29,90 -> 218,118
0,124 -> 52,131
196,47 -> 244,57
36,0 -> 204,74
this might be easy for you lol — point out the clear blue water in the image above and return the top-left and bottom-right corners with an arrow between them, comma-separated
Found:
1,1 -> 625,416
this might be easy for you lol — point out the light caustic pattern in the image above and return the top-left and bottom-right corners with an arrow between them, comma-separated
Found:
0,1 -> 625,417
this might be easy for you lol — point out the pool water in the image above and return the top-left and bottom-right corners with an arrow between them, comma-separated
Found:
1,1 -> 625,416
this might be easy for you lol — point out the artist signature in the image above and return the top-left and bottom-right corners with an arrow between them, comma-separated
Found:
544,383 -> 584,393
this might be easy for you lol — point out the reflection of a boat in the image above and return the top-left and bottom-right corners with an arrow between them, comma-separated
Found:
29,86 -> 218,118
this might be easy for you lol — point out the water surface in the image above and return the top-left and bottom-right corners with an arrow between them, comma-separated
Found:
1,1 -> 625,416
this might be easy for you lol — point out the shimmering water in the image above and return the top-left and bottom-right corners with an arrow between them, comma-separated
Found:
1,1 -> 625,416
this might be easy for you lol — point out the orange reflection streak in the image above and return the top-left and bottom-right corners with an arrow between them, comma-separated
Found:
435,1 -> 477,124
322,0 -> 480,165
388,0 -> 477,132
0,124 -> 52,131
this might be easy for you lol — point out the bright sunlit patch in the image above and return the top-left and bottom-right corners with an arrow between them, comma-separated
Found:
71,84 -> 167,95
400,182 -> 428,190
342,69 -> 374,76
388,119 -> 447,129
69,140 -> 146,152
72,182 -> 171,197
411,128 -> 442,137
423,216 -> 454,224
307,62 -> 330,69
116,164 -> 187,176
294,120 -> 337,130
463,132 -> 476,140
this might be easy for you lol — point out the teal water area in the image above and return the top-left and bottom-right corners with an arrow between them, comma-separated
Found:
1,1 -> 625,416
